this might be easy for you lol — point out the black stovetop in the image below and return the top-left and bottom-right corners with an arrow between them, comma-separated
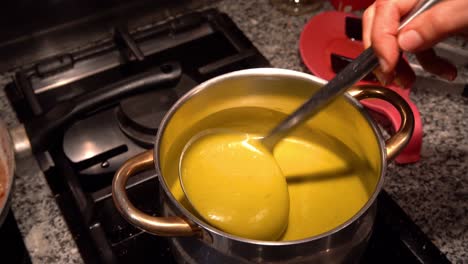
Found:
4,8 -> 451,264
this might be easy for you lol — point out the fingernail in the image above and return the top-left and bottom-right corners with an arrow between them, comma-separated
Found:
398,30 -> 424,52
374,69 -> 390,86
378,58 -> 389,73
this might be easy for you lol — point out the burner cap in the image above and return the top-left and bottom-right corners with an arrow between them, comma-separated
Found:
117,88 -> 179,147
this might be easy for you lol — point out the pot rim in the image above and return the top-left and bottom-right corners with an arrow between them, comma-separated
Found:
153,68 -> 386,245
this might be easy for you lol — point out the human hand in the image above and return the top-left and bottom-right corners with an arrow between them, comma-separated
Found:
363,0 -> 468,84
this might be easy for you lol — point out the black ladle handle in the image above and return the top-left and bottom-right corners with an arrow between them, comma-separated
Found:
25,61 -> 182,153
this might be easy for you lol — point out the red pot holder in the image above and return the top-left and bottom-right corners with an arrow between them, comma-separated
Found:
299,11 -> 422,164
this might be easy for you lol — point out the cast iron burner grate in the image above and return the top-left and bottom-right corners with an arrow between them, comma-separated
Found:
4,8 -> 450,264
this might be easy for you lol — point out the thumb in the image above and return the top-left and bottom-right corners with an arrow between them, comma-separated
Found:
397,0 -> 468,52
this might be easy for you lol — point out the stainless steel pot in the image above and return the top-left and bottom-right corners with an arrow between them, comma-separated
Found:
112,68 -> 414,263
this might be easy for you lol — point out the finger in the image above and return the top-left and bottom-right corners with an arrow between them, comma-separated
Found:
415,49 -> 458,81
362,3 -> 376,49
364,4 -> 390,84
398,0 -> 468,52
371,0 -> 419,73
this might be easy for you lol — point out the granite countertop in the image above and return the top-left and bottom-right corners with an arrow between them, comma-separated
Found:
0,81 -> 82,263
1,0 -> 466,263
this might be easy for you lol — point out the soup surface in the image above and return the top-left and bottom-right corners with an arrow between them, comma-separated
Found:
273,136 -> 370,240
180,131 -> 289,241
162,107 -> 378,241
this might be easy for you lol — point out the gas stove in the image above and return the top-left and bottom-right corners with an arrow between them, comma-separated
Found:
3,7 -> 451,264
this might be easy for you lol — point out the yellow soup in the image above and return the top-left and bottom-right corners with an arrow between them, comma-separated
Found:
163,107 -> 378,241
273,134 -> 371,240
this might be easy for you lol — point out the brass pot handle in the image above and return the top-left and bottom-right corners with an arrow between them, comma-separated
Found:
112,149 -> 198,236
347,85 -> 415,161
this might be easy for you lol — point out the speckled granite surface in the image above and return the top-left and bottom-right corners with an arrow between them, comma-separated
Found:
0,76 -> 83,263
1,0 -> 466,263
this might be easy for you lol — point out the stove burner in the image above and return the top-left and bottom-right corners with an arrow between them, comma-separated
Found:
116,74 -> 197,147
117,88 -> 179,147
